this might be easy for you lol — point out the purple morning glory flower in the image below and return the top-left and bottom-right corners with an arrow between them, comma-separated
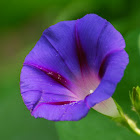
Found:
20,14 -> 129,121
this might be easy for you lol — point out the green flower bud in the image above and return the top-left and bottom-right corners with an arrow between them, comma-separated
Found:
130,86 -> 140,115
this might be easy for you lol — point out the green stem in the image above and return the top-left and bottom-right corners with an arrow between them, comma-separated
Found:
114,101 -> 140,136
120,114 -> 140,135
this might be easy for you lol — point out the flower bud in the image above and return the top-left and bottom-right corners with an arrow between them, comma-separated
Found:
130,86 -> 140,115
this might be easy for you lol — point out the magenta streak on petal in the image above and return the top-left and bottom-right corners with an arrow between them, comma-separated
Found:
42,101 -> 75,105
23,63 -> 77,96
31,101 -> 76,115
99,49 -> 124,79
75,19 -> 90,75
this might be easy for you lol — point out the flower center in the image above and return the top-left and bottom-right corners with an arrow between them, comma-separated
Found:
72,71 -> 101,100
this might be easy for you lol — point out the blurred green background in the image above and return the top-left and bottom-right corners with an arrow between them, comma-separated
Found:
0,0 -> 140,140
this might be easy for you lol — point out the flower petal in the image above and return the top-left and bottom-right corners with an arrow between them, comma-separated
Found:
86,50 -> 129,107
43,20 -> 82,78
32,100 -> 89,121
20,65 -> 78,104
24,34 -> 76,83
77,14 -> 126,72
20,65 -> 90,120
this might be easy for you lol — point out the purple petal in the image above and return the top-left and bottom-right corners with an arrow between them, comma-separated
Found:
42,20 -> 82,78
21,66 -> 78,106
31,100 -> 89,121
86,50 -> 129,107
77,14 -> 126,72
24,34 -> 77,83
20,65 -> 90,120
